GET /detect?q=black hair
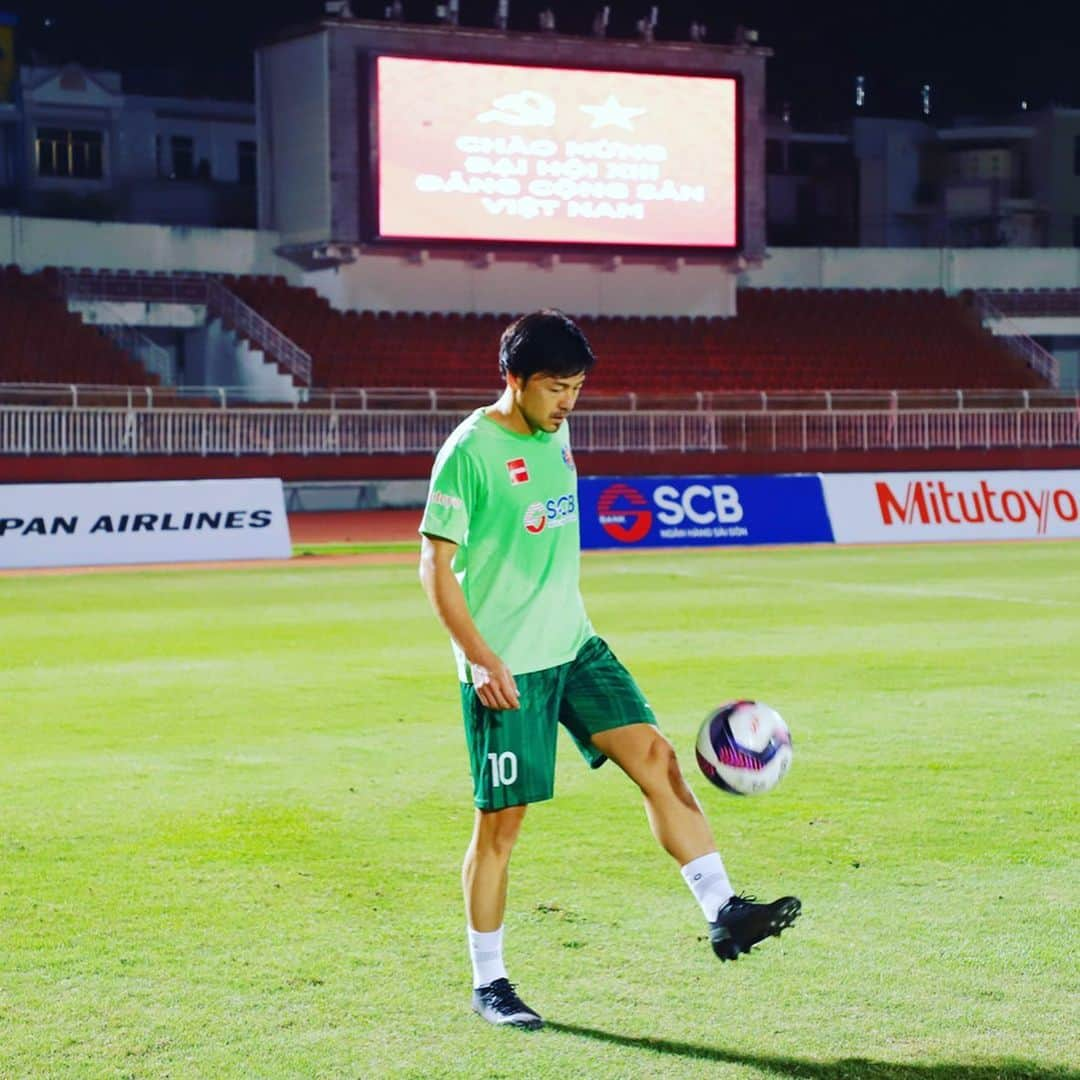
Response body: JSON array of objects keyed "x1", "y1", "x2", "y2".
[{"x1": 498, "y1": 309, "x2": 596, "y2": 382}]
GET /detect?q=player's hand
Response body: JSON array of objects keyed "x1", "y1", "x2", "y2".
[{"x1": 470, "y1": 656, "x2": 520, "y2": 711}]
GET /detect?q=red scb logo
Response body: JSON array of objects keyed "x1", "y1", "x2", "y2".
[
  {"x1": 523, "y1": 494, "x2": 577, "y2": 534},
  {"x1": 597, "y1": 483, "x2": 653, "y2": 543},
  {"x1": 523, "y1": 502, "x2": 547, "y2": 534}
]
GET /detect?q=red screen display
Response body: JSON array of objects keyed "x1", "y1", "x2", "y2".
[{"x1": 375, "y1": 56, "x2": 738, "y2": 249}]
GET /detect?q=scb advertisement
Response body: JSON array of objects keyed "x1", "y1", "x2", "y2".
[{"x1": 578, "y1": 475, "x2": 834, "y2": 549}]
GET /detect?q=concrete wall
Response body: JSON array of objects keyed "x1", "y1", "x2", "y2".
[
  {"x1": 0, "y1": 213, "x2": 294, "y2": 276},
  {"x1": 305, "y1": 251, "x2": 738, "y2": 316},
  {"x1": 284, "y1": 478, "x2": 428, "y2": 511},
  {"x1": 4, "y1": 214, "x2": 1080, "y2": 305},
  {"x1": 854, "y1": 118, "x2": 931, "y2": 247},
  {"x1": 743, "y1": 246, "x2": 1080, "y2": 293},
  {"x1": 1046, "y1": 342, "x2": 1080, "y2": 389},
  {"x1": 256, "y1": 32, "x2": 331, "y2": 242},
  {"x1": 185, "y1": 317, "x2": 298, "y2": 401},
  {"x1": 68, "y1": 300, "x2": 207, "y2": 327},
  {"x1": 1042, "y1": 109, "x2": 1080, "y2": 246}
]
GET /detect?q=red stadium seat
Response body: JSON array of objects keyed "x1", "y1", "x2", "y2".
[{"x1": 0, "y1": 269, "x2": 1045, "y2": 396}]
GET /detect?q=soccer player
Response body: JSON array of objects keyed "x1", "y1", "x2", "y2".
[{"x1": 418, "y1": 310, "x2": 800, "y2": 1030}]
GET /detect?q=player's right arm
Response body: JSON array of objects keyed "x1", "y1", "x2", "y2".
[{"x1": 419, "y1": 534, "x2": 520, "y2": 711}]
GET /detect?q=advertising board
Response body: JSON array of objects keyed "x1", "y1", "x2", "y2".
[
  {"x1": 0, "y1": 479, "x2": 292, "y2": 569},
  {"x1": 578, "y1": 474, "x2": 833, "y2": 549}
]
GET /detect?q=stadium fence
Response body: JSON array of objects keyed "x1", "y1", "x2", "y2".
[
  {"x1": 1, "y1": 384, "x2": 1075, "y2": 413},
  {"x1": 2, "y1": 405, "x2": 1078, "y2": 456}
]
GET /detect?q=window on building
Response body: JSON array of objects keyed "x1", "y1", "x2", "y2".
[
  {"x1": 170, "y1": 135, "x2": 195, "y2": 180},
  {"x1": 237, "y1": 140, "x2": 257, "y2": 186},
  {"x1": 35, "y1": 128, "x2": 104, "y2": 179}
]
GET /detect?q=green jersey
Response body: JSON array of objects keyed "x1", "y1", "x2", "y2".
[{"x1": 420, "y1": 408, "x2": 594, "y2": 681}]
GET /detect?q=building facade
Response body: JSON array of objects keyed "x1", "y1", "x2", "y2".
[
  {"x1": 5, "y1": 63, "x2": 256, "y2": 228},
  {"x1": 766, "y1": 107, "x2": 1080, "y2": 249}
]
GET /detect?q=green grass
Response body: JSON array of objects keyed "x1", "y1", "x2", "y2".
[{"x1": 1, "y1": 543, "x2": 1077, "y2": 1079}]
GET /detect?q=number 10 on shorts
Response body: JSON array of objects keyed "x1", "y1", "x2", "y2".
[{"x1": 488, "y1": 751, "x2": 518, "y2": 787}]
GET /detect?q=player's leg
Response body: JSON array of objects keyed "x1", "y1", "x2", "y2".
[
  {"x1": 561, "y1": 637, "x2": 801, "y2": 961},
  {"x1": 459, "y1": 673, "x2": 559, "y2": 1028},
  {"x1": 590, "y1": 721, "x2": 715, "y2": 864},
  {"x1": 463, "y1": 804, "x2": 543, "y2": 1028},
  {"x1": 463, "y1": 804, "x2": 526, "y2": 934},
  {"x1": 591, "y1": 720, "x2": 800, "y2": 958}
]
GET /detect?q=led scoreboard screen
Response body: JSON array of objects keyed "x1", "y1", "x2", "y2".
[{"x1": 373, "y1": 56, "x2": 739, "y2": 249}]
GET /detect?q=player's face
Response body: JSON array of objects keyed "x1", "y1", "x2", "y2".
[{"x1": 512, "y1": 371, "x2": 586, "y2": 433}]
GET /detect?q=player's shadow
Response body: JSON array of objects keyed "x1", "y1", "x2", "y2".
[{"x1": 543, "y1": 1022, "x2": 1077, "y2": 1080}]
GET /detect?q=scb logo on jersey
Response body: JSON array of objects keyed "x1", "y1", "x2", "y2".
[{"x1": 523, "y1": 494, "x2": 577, "y2": 534}]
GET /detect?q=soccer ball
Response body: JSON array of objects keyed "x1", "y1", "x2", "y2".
[{"x1": 695, "y1": 700, "x2": 793, "y2": 796}]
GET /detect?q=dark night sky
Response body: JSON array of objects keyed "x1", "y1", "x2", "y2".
[{"x1": 4, "y1": 0, "x2": 1079, "y2": 126}]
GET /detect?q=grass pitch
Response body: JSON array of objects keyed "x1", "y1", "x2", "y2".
[{"x1": 1, "y1": 542, "x2": 1077, "y2": 1079}]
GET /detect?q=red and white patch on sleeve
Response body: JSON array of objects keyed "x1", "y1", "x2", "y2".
[{"x1": 506, "y1": 457, "x2": 530, "y2": 485}]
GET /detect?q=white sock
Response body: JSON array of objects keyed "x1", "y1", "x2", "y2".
[
  {"x1": 467, "y1": 926, "x2": 508, "y2": 989},
  {"x1": 681, "y1": 852, "x2": 734, "y2": 922}
]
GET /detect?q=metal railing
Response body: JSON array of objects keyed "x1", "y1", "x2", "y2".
[
  {"x1": 975, "y1": 292, "x2": 1061, "y2": 387},
  {"x1": 2, "y1": 406, "x2": 1078, "y2": 457},
  {"x1": 979, "y1": 289, "x2": 1080, "y2": 318},
  {"x1": 60, "y1": 271, "x2": 209, "y2": 305},
  {"x1": 204, "y1": 279, "x2": 312, "y2": 386},
  {"x1": 57, "y1": 272, "x2": 314, "y2": 386},
  {"x1": 2, "y1": 382, "x2": 1077, "y2": 413},
  {"x1": 73, "y1": 300, "x2": 173, "y2": 384}
]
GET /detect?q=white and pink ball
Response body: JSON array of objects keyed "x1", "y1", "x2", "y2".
[{"x1": 696, "y1": 700, "x2": 793, "y2": 796}]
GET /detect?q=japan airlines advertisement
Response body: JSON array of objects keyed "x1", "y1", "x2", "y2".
[{"x1": 374, "y1": 56, "x2": 739, "y2": 248}]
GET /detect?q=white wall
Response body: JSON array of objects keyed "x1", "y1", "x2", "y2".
[
  {"x1": 256, "y1": 33, "x2": 330, "y2": 241},
  {"x1": 305, "y1": 253, "x2": 738, "y2": 317},
  {"x1": 744, "y1": 247, "x2": 1080, "y2": 293},
  {"x1": 185, "y1": 318, "x2": 297, "y2": 402},
  {"x1": 0, "y1": 214, "x2": 295, "y2": 277},
  {"x1": 5, "y1": 213, "x2": 1080, "y2": 307},
  {"x1": 235, "y1": 335, "x2": 298, "y2": 403},
  {"x1": 948, "y1": 248, "x2": 1080, "y2": 291},
  {"x1": 988, "y1": 317, "x2": 1080, "y2": 337},
  {"x1": 1051, "y1": 347, "x2": 1079, "y2": 389},
  {"x1": 68, "y1": 300, "x2": 207, "y2": 328}
]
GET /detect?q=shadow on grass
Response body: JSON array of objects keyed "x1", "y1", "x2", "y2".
[{"x1": 543, "y1": 1022, "x2": 1077, "y2": 1080}]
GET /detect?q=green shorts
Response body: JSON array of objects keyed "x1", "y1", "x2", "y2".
[{"x1": 460, "y1": 635, "x2": 655, "y2": 811}]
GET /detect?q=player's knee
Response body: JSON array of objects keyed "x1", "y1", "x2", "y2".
[
  {"x1": 475, "y1": 805, "x2": 526, "y2": 858},
  {"x1": 638, "y1": 731, "x2": 681, "y2": 790}
]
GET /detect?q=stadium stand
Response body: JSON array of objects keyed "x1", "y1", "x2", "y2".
[
  {"x1": 224, "y1": 276, "x2": 1045, "y2": 393},
  {"x1": 1, "y1": 267, "x2": 1047, "y2": 396},
  {"x1": 0, "y1": 266, "x2": 154, "y2": 387}
]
